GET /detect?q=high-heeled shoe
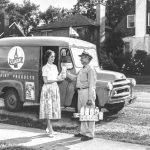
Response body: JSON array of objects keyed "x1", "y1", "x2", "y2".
[
  {"x1": 46, "y1": 128, "x2": 49, "y2": 134},
  {"x1": 46, "y1": 128, "x2": 57, "y2": 135},
  {"x1": 48, "y1": 133, "x2": 54, "y2": 138},
  {"x1": 52, "y1": 131, "x2": 57, "y2": 135}
]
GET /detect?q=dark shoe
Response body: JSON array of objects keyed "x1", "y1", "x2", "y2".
[
  {"x1": 81, "y1": 136, "x2": 93, "y2": 141},
  {"x1": 74, "y1": 133, "x2": 83, "y2": 137}
]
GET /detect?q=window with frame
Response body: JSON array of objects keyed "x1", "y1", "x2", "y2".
[
  {"x1": 41, "y1": 31, "x2": 47, "y2": 36},
  {"x1": 148, "y1": 13, "x2": 150, "y2": 26},
  {"x1": 127, "y1": 15, "x2": 135, "y2": 28}
]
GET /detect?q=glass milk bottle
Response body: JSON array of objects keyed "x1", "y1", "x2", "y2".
[{"x1": 61, "y1": 66, "x2": 67, "y2": 79}]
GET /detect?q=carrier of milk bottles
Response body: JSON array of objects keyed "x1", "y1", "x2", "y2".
[{"x1": 74, "y1": 106, "x2": 103, "y2": 121}]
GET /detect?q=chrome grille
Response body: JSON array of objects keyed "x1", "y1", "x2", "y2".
[{"x1": 111, "y1": 79, "x2": 131, "y2": 100}]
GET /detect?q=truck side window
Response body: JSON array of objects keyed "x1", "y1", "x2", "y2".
[{"x1": 60, "y1": 48, "x2": 73, "y2": 69}]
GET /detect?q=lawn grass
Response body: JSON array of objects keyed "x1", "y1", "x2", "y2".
[
  {"x1": 95, "y1": 131, "x2": 150, "y2": 146},
  {"x1": 0, "y1": 142, "x2": 36, "y2": 150}
]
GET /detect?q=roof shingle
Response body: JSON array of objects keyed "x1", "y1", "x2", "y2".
[{"x1": 37, "y1": 14, "x2": 98, "y2": 30}]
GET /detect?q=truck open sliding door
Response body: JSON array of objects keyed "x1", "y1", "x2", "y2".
[
  {"x1": 38, "y1": 46, "x2": 44, "y2": 103},
  {"x1": 58, "y1": 47, "x2": 75, "y2": 108}
]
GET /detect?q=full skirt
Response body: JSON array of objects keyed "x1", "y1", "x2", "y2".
[{"x1": 39, "y1": 82, "x2": 61, "y2": 119}]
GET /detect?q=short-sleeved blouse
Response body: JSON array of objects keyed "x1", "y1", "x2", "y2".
[{"x1": 42, "y1": 63, "x2": 58, "y2": 80}]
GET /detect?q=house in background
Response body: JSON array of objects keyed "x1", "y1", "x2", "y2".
[
  {"x1": 114, "y1": 0, "x2": 150, "y2": 54},
  {"x1": 0, "y1": 22, "x2": 25, "y2": 38},
  {"x1": 0, "y1": 12, "x2": 25, "y2": 38},
  {"x1": 34, "y1": 14, "x2": 101, "y2": 46},
  {"x1": 34, "y1": 2, "x2": 111, "y2": 51}
]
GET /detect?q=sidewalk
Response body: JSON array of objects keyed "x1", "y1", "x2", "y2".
[{"x1": 0, "y1": 123, "x2": 150, "y2": 150}]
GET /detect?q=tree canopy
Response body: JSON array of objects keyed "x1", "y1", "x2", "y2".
[
  {"x1": 1, "y1": 0, "x2": 40, "y2": 36},
  {"x1": 0, "y1": 0, "x2": 9, "y2": 10},
  {"x1": 72, "y1": 0, "x2": 96, "y2": 20},
  {"x1": 0, "y1": 0, "x2": 135, "y2": 38},
  {"x1": 17, "y1": 0, "x2": 40, "y2": 36},
  {"x1": 106, "y1": 0, "x2": 134, "y2": 29},
  {"x1": 72, "y1": 0, "x2": 134, "y2": 29},
  {"x1": 39, "y1": 6, "x2": 71, "y2": 24},
  {"x1": 0, "y1": 0, "x2": 71, "y2": 36}
]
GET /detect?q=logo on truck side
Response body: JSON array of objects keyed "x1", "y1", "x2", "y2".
[{"x1": 8, "y1": 46, "x2": 25, "y2": 70}]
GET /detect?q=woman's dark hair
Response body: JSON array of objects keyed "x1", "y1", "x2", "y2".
[{"x1": 45, "y1": 50, "x2": 55, "y2": 62}]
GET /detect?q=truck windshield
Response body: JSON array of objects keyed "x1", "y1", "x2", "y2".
[{"x1": 71, "y1": 47, "x2": 99, "y2": 68}]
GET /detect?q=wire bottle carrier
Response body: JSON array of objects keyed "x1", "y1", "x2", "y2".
[{"x1": 73, "y1": 106, "x2": 103, "y2": 121}]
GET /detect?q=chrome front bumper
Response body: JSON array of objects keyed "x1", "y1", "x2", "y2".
[{"x1": 107, "y1": 95, "x2": 137, "y2": 105}]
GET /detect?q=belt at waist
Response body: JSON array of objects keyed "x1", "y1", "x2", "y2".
[{"x1": 76, "y1": 87, "x2": 89, "y2": 90}]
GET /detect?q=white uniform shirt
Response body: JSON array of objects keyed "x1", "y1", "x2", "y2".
[{"x1": 76, "y1": 65, "x2": 97, "y2": 100}]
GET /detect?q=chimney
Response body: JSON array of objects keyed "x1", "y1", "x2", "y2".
[
  {"x1": 96, "y1": 1, "x2": 107, "y2": 49},
  {"x1": 3, "y1": 11, "x2": 9, "y2": 37},
  {"x1": 135, "y1": 0, "x2": 147, "y2": 37},
  {"x1": 0, "y1": 9, "x2": 9, "y2": 37}
]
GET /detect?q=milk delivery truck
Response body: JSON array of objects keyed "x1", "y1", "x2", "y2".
[{"x1": 0, "y1": 36, "x2": 136, "y2": 112}]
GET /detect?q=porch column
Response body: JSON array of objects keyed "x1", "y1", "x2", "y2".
[
  {"x1": 135, "y1": 0, "x2": 147, "y2": 37},
  {"x1": 132, "y1": 0, "x2": 148, "y2": 54}
]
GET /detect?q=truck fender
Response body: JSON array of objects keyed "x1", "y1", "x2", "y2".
[
  {"x1": 96, "y1": 80, "x2": 110, "y2": 107},
  {"x1": 96, "y1": 87, "x2": 110, "y2": 107},
  {"x1": 0, "y1": 80, "x2": 24, "y2": 102}
]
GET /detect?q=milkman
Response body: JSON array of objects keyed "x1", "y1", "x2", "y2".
[{"x1": 66, "y1": 51, "x2": 97, "y2": 141}]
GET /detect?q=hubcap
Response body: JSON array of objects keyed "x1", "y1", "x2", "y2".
[{"x1": 8, "y1": 96, "x2": 16, "y2": 106}]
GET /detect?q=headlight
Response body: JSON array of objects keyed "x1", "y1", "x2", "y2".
[
  {"x1": 107, "y1": 82, "x2": 113, "y2": 91},
  {"x1": 131, "y1": 79, "x2": 136, "y2": 86}
]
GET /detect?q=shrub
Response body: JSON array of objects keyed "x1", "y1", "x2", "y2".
[
  {"x1": 134, "y1": 50, "x2": 147, "y2": 61},
  {"x1": 121, "y1": 57, "x2": 144, "y2": 75},
  {"x1": 104, "y1": 32, "x2": 124, "y2": 57},
  {"x1": 113, "y1": 50, "x2": 147, "y2": 75},
  {"x1": 102, "y1": 58, "x2": 119, "y2": 71},
  {"x1": 114, "y1": 51, "x2": 132, "y2": 70},
  {"x1": 98, "y1": 49, "x2": 119, "y2": 71}
]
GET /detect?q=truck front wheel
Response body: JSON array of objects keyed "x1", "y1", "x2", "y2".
[
  {"x1": 4, "y1": 89, "x2": 23, "y2": 112},
  {"x1": 105, "y1": 102, "x2": 125, "y2": 114}
]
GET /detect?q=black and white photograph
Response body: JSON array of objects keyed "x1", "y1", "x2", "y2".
[{"x1": 0, "y1": 0, "x2": 150, "y2": 150}]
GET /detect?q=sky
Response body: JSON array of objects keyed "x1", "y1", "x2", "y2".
[{"x1": 9, "y1": 0, "x2": 77, "y2": 11}]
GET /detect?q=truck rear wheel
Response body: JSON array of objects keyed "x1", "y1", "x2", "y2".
[{"x1": 4, "y1": 89, "x2": 23, "y2": 112}]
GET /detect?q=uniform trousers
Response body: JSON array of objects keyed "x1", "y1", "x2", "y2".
[{"x1": 78, "y1": 88, "x2": 95, "y2": 138}]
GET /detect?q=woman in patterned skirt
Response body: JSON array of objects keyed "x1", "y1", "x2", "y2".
[{"x1": 39, "y1": 50, "x2": 62, "y2": 137}]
